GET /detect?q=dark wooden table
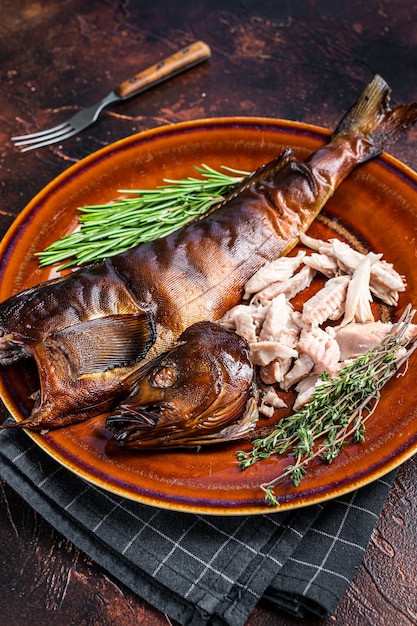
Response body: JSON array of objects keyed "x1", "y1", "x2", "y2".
[{"x1": 1, "y1": 1, "x2": 417, "y2": 624}]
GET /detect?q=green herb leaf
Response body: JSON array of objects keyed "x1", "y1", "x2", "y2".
[{"x1": 36, "y1": 164, "x2": 249, "y2": 270}]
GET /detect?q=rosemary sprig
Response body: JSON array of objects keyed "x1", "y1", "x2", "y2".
[
  {"x1": 237, "y1": 305, "x2": 417, "y2": 506},
  {"x1": 36, "y1": 164, "x2": 249, "y2": 270}
]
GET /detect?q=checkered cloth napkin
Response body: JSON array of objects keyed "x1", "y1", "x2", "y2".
[{"x1": 0, "y1": 423, "x2": 395, "y2": 625}]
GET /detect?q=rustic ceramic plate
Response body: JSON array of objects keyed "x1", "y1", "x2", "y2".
[{"x1": 1, "y1": 118, "x2": 417, "y2": 515}]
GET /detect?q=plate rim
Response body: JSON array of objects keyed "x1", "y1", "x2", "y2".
[{"x1": 1, "y1": 116, "x2": 417, "y2": 515}]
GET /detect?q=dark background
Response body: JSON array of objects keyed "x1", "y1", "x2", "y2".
[{"x1": 1, "y1": 1, "x2": 417, "y2": 624}]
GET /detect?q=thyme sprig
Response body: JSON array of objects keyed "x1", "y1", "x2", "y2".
[
  {"x1": 237, "y1": 305, "x2": 417, "y2": 507},
  {"x1": 37, "y1": 164, "x2": 249, "y2": 270}
]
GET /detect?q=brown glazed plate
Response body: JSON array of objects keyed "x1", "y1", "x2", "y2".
[{"x1": 1, "y1": 117, "x2": 417, "y2": 515}]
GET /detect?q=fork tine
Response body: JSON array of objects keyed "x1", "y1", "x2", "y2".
[
  {"x1": 11, "y1": 121, "x2": 71, "y2": 142},
  {"x1": 13, "y1": 124, "x2": 73, "y2": 147},
  {"x1": 18, "y1": 128, "x2": 79, "y2": 152}
]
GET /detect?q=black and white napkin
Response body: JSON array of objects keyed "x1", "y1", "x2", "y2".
[{"x1": 0, "y1": 423, "x2": 395, "y2": 625}]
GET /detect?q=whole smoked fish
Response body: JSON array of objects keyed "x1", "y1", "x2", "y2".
[{"x1": 1, "y1": 75, "x2": 417, "y2": 435}]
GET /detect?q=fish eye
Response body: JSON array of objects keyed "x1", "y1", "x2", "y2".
[{"x1": 150, "y1": 365, "x2": 178, "y2": 388}]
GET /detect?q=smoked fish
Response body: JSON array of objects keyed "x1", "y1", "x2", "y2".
[{"x1": 1, "y1": 74, "x2": 416, "y2": 432}]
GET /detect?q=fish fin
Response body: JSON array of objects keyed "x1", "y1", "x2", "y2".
[
  {"x1": 223, "y1": 149, "x2": 295, "y2": 200},
  {"x1": 10, "y1": 313, "x2": 156, "y2": 430},
  {"x1": 332, "y1": 74, "x2": 417, "y2": 160},
  {"x1": 198, "y1": 149, "x2": 295, "y2": 218},
  {"x1": 50, "y1": 313, "x2": 156, "y2": 376}
]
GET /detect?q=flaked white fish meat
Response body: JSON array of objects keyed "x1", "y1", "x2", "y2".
[
  {"x1": 252, "y1": 265, "x2": 316, "y2": 305},
  {"x1": 302, "y1": 275, "x2": 350, "y2": 326},
  {"x1": 341, "y1": 255, "x2": 374, "y2": 326},
  {"x1": 280, "y1": 353, "x2": 315, "y2": 392},
  {"x1": 297, "y1": 326, "x2": 341, "y2": 376},
  {"x1": 300, "y1": 233, "x2": 406, "y2": 305},
  {"x1": 259, "y1": 386, "x2": 287, "y2": 417},
  {"x1": 335, "y1": 320, "x2": 417, "y2": 361},
  {"x1": 243, "y1": 251, "x2": 306, "y2": 299},
  {"x1": 302, "y1": 252, "x2": 339, "y2": 277},
  {"x1": 249, "y1": 341, "x2": 298, "y2": 367}
]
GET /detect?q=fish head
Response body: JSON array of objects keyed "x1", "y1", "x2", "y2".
[{"x1": 106, "y1": 321, "x2": 257, "y2": 448}]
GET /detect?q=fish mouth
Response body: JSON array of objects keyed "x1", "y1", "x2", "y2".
[
  {"x1": 106, "y1": 400, "x2": 185, "y2": 447},
  {"x1": 106, "y1": 405, "x2": 160, "y2": 443}
]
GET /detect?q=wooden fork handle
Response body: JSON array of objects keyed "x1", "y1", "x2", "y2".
[{"x1": 115, "y1": 41, "x2": 211, "y2": 100}]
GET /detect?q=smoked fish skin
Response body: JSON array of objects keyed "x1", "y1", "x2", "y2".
[{"x1": 1, "y1": 75, "x2": 417, "y2": 430}]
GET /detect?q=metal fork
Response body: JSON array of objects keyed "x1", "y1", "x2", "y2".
[{"x1": 11, "y1": 41, "x2": 211, "y2": 153}]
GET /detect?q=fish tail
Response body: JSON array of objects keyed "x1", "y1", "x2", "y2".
[{"x1": 332, "y1": 74, "x2": 417, "y2": 161}]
